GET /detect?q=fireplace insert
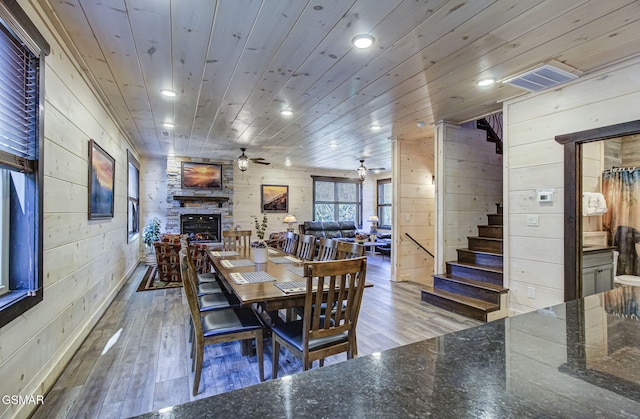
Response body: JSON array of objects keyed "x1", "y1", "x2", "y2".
[{"x1": 181, "y1": 214, "x2": 221, "y2": 243}]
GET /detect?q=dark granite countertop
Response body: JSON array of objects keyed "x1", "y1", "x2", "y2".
[{"x1": 133, "y1": 286, "x2": 640, "y2": 418}]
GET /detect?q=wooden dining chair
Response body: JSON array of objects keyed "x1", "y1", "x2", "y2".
[
  {"x1": 179, "y1": 249, "x2": 264, "y2": 395},
  {"x1": 272, "y1": 257, "x2": 367, "y2": 378},
  {"x1": 296, "y1": 234, "x2": 317, "y2": 261},
  {"x1": 282, "y1": 231, "x2": 299, "y2": 255},
  {"x1": 316, "y1": 238, "x2": 339, "y2": 261},
  {"x1": 222, "y1": 230, "x2": 252, "y2": 250},
  {"x1": 336, "y1": 241, "x2": 365, "y2": 259},
  {"x1": 182, "y1": 247, "x2": 239, "y2": 312}
]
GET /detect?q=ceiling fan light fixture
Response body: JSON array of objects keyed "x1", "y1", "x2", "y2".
[
  {"x1": 476, "y1": 77, "x2": 496, "y2": 87},
  {"x1": 352, "y1": 34, "x2": 375, "y2": 49},
  {"x1": 237, "y1": 147, "x2": 249, "y2": 172},
  {"x1": 356, "y1": 159, "x2": 367, "y2": 181},
  {"x1": 160, "y1": 89, "x2": 177, "y2": 97}
]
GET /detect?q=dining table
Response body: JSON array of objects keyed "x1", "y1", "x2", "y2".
[{"x1": 207, "y1": 247, "x2": 372, "y2": 313}]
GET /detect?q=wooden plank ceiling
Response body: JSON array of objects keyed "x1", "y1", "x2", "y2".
[{"x1": 40, "y1": 0, "x2": 640, "y2": 171}]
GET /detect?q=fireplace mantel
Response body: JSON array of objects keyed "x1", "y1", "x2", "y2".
[{"x1": 173, "y1": 195, "x2": 229, "y2": 207}]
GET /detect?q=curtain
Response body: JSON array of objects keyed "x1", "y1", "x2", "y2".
[{"x1": 603, "y1": 168, "x2": 640, "y2": 276}]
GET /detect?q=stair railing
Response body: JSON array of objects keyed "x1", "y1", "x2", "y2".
[{"x1": 405, "y1": 233, "x2": 434, "y2": 259}]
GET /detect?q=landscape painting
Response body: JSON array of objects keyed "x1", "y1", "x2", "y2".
[
  {"x1": 181, "y1": 162, "x2": 222, "y2": 189},
  {"x1": 88, "y1": 139, "x2": 115, "y2": 219},
  {"x1": 261, "y1": 184, "x2": 288, "y2": 213}
]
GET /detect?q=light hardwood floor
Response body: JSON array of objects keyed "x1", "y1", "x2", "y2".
[{"x1": 32, "y1": 256, "x2": 480, "y2": 418}]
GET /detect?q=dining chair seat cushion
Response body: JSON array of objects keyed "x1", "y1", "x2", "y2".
[
  {"x1": 197, "y1": 272, "x2": 218, "y2": 283},
  {"x1": 198, "y1": 293, "x2": 235, "y2": 311},
  {"x1": 271, "y1": 319, "x2": 347, "y2": 352},
  {"x1": 201, "y1": 308, "x2": 263, "y2": 337},
  {"x1": 197, "y1": 282, "x2": 224, "y2": 295}
]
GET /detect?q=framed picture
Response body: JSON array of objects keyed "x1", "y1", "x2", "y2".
[
  {"x1": 88, "y1": 139, "x2": 115, "y2": 219},
  {"x1": 181, "y1": 162, "x2": 222, "y2": 189},
  {"x1": 261, "y1": 184, "x2": 288, "y2": 213}
]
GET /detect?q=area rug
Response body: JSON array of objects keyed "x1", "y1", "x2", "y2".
[{"x1": 136, "y1": 265, "x2": 183, "y2": 292}]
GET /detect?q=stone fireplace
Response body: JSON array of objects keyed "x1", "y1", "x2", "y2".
[
  {"x1": 164, "y1": 156, "x2": 234, "y2": 238},
  {"x1": 181, "y1": 214, "x2": 221, "y2": 242}
]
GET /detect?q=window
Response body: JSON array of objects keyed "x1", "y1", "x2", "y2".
[
  {"x1": 312, "y1": 176, "x2": 362, "y2": 226},
  {"x1": 0, "y1": 2, "x2": 48, "y2": 328},
  {"x1": 127, "y1": 151, "x2": 140, "y2": 242},
  {"x1": 377, "y1": 178, "x2": 392, "y2": 229}
]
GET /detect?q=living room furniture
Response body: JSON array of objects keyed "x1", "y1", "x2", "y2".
[
  {"x1": 271, "y1": 257, "x2": 367, "y2": 377},
  {"x1": 154, "y1": 241, "x2": 182, "y2": 282},
  {"x1": 300, "y1": 221, "x2": 358, "y2": 240}
]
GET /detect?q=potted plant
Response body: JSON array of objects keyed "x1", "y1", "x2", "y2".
[
  {"x1": 142, "y1": 217, "x2": 161, "y2": 265},
  {"x1": 252, "y1": 214, "x2": 269, "y2": 263}
]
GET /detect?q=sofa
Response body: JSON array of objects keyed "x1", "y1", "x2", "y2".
[{"x1": 299, "y1": 221, "x2": 358, "y2": 240}]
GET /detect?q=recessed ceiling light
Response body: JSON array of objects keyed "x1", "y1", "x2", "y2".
[
  {"x1": 160, "y1": 89, "x2": 177, "y2": 97},
  {"x1": 371, "y1": 124, "x2": 382, "y2": 130},
  {"x1": 280, "y1": 109, "x2": 294, "y2": 116},
  {"x1": 329, "y1": 141, "x2": 338, "y2": 148},
  {"x1": 476, "y1": 77, "x2": 496, "y2": 87},
  {"x1": 163, "y1": 122, "x2": 175, "y2": 128},
  {"x1": 352, "y1": 34, "x2": 375, "y2": 49}
]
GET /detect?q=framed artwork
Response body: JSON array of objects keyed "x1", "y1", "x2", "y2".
[
  {"x1": 88, "y1": 139, "x2": 115, "y2": 219},
  {"x1": 181, "y1": 162, "x2": 222, "y2": 189},
  {"x1": 127, "y1": 150, "x2": 140, "y2": 242},
  {"x1": 261, "y1": 184, "x2": 288, "y2": 213}
]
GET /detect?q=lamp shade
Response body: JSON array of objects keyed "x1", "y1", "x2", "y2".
[
  {"x1": 367, "y1": 215, "x2": 379, "y2": 223},
  {"x1": 283, "y1": 214, "x2": 297, "y2": 223},
  {"x1": 237, "y1": 148, "x2": 249, "y2": 172}
]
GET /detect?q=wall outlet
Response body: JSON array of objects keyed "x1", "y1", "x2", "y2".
[
  {"x1": 527, "y1": 286, "x2": 536, "y2": 299},
  {"x1": 526, "y1": 215, "x2": 539, "y2": 226}
]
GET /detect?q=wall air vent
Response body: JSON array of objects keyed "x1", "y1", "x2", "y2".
[{"x1": 503, "y1": 62, "x2": 580, "y2": 92}]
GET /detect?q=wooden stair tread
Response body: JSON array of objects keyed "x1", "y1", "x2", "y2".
[
  {"x1": 467, "y1": 236, "x2": 502, "y2": 242},
  {"x1": 433, "y1": 273, "x2": 508, "y2": 293},
  {"x1": 422, "y1": 288, "x2": 499, "y2": 312},
  {"x1": 478, "y1": 224, "x2": 503, "y2": 228},
  {"x1": 458, "y1": 248, "x2": 502, "y2": 257},
  {"x1": 446, "y1": 261, "x2": 503, "y2": 274}
]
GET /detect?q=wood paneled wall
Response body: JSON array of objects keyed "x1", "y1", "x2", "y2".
[
  {"x1": 437, "y1": 122, "x2": 502, "y2": 267},
  {"x1": 582, "y1": 141, "x2": 604, "y2": 233},
  {"x1": 394, "y1": 138, "x2": 435, "y2": 285},
  {"x1": 0, "y1": 2, "x2": 141, "y2": 417},
  {"x1": 504, "y1": 56, "x2": 640, "y2": 315},
  {"x1": 621, "y1": 134, "x2": 640, "y2": 167}
]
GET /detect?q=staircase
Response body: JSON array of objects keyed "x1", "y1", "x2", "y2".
[{"x1": 421, "y1": 204, "x2": 508, "y2": 322}]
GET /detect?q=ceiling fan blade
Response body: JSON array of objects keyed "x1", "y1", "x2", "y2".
[
  {"x1": 369, "y1": 167, "x2": 386, "y2": 172},
  {"x1": 254, "y1": 161, "x2": 271, "y2": 165},
  {"x1": 249, "y1": 157, "x2": 265, "y2": 161}
]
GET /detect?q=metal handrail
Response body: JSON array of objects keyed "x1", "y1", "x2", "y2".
[{"x1": 405, "y1": 233, "x2": 434, "y2": 259}]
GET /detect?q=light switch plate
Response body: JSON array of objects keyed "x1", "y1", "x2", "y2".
[{"x1": 527, "y1": 215, "x2": 539, "y2": 226}]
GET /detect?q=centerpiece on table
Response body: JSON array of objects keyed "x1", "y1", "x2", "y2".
[{"x1": 252, "y1": 214, "x2": 269, "y2": 263}]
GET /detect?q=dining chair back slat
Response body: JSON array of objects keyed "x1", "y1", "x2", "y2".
[
  {"x1": 316, "y1": 238, "x2": 338, "y2": 261},
  {"x1": 223, "y1": 230, "x2": 251, "y2": 250},
  {"x1": 296, "y1": 234, "x2": 317, "y2": 261},
  {"x1": 336, "y1": 241, "x2": 365, "y2": 259},
  {"x1": 282, "y1": 232, "x2": 299, "y2": 255}
]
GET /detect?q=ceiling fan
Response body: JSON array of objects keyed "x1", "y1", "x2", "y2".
[
  {"x1": 237, "y1": 147, "x2": 270, "y2": 171},
  {"x1": 356, "y1": 159, "x2": 386, "y2": 180}
]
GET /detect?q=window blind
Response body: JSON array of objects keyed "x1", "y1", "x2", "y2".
[{"x1": 0, "y1": 24, "x2": 37, "y2": 171}]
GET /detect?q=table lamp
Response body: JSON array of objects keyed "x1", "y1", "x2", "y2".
[
  {"x1": 367, "y1": 215, "x2": 379, "y2": 240},
  {"x1": 283, "y1": 214, "x2": 297, "y2": 232}
]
